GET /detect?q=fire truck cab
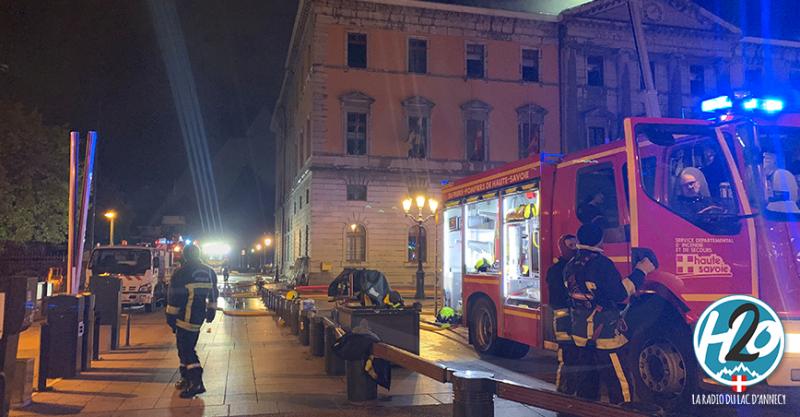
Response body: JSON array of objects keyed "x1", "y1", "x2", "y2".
[{"x1": 441, "y1": 98, "x2": 800, "y2": 404}]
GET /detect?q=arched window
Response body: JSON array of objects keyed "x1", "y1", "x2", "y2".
[
  {"x1": 407, "y1": 225, "x2": 427, "y2": 263},
  {"x1": 346, "y1": 224, "x2": 366, "y2": 262}
]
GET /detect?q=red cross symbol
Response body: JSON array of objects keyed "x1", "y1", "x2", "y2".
[{"x1": 732, "y1": 374, "x2": 747, "y2": 392}]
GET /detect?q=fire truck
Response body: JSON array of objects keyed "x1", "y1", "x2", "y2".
[
  {"x1": 87, "y1": 241, "x2": 178, "y2": 312},
  {"x1": 441, "y1": 94, "x2": 800, "y2": 405}
]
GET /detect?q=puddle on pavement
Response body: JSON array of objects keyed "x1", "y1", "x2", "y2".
[{"x1": 217, "y1": 282, "x2": 264, "y2": 312}]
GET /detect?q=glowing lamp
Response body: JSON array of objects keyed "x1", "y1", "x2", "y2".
[
  {"x1": 402, "y1": 198, "x2": 413, "y2": 213},
  {"x1": 428, "y1": 198, "x2": 439, "y2": 213},
  {"x1": 415, "y1": 195, "x2": 426, "y2": 209}
]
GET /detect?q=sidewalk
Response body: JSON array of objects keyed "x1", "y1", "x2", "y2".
[{"x1": 11, "y1": 289, "x2": 558, "y2": 417}]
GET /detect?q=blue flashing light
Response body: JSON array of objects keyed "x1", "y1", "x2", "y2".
[
  {"x1": 701, "y1": 95, "x2": 733, "y2": 113},
  {"x1": 441, "y1": 179, "x2": 450, "y2": 186},
  {"x1": 742, "y1": 98, "x2": 758, "y2": 110},
  {"x1": 761, "y1": 98, "x2": 784, "y2": 113},
  {"x1": 185, "y1": 239, "x2": 192, "y2": 245}
]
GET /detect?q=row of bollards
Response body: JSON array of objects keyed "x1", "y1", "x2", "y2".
[
  {"x1": 262, "y1": 290, "x2": 367, "y2": 400},
  {"x1": 259, "y1": 288, "x2": 524, "y2": 417}
]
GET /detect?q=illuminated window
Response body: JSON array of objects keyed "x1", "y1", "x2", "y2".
[
  {"x1": 517, "y1": 104, "x2": 547, "y2": 159},
  {"x1": 345, "y1": 224, "x2": 366, "y2": 262},
  {"x1": 462, "y1": 100, "x2": 492, "y2": 162}
]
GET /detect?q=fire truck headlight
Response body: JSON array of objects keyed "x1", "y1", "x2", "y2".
[
  {"x1": 138, "y1": 283, "x2": 152, "y2": 293},
  {"x1": 785, "y1": 333, "x2": 800, "y2": 354}
]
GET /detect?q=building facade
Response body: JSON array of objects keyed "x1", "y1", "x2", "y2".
[
  {"x1": 272, "y1": 0, "x2": 562, "y2": 283},
  {"x1": 272, "y1": 0, "x2": 800, "y2": 284}
]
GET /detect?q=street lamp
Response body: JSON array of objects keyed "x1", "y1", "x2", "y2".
[
  {"x1": 402, "y1": 194, "x2": 438, "y2": 299},
  {"x1": 103, "y1": 210, "x2": 117, "y2": 245}
]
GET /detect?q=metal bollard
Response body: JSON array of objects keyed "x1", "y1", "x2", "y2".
[
  {"x1": 125, "y1": 313, "x2": 132, "y2": 347},
  {"x1": 37, "y1": 324, "x2": 51, "y2": 392},
  {"x1": 309, "y1": 315, "x2": 324, "y2": 357},
  {"x1": 451, "y1": 370, "x2": 495, "y2": 417},
  {"x1": 93, "y1": 312, "x2": 101, "y2": 360},
  {"x1": 110, "y1": 322, "x2": 119, "y2": 350},
  {"x1": 346, "y1": 357, "x2": 377, "y2": 402},
  {"x1": 289, "y1": 301, "x2": 300, "y2": 335},
  {"x1": 298, "y1": 310, "x2": 310, "y2": 346},
  {"x1": 323, "y1": 320, "x2": 345, "y2": 375}
]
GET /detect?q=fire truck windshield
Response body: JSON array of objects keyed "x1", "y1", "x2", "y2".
[
  {"x1": 636, "y1": 123, "x2": 743, "y2": 235},
  {"x1": 90, "y1": 249, "x2": 152, "y2": 274},
  {"x1": 739, "y1": 124, "x2": 800, "y2": 220}
]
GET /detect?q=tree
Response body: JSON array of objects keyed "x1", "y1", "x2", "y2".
[{"x1": 0, "y1": 102, "x2": 69, "y2": 243}]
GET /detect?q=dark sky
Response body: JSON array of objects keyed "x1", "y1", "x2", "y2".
[
  {"x1": 0, "y1": 0, "x2": 296, "y2": 248},
  {"x1": 0, "y1": 0, "x2": 795, "y2": 247}
]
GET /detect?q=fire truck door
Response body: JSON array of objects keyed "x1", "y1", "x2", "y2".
[
  {"x1": 624, "y1": 119, "x2": 757, "y2": 306},
  {"x1": 554, "y1": 154, "x2": 631, "y2": 273}
]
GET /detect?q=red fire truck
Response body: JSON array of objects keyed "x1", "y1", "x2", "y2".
[{"x1": 441, "y1": 95, "x2": 800, "y2": 405}]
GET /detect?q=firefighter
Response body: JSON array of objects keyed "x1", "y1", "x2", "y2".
[
  {"x1": 165, "y1": 244, "x2": 219, "y2": 398},
  {"x1": 545, "y1": 234, "x2": 581, "y2": 395},
  {"x1": 565, "y1": 224, "x2": 656, "y2": 404}
]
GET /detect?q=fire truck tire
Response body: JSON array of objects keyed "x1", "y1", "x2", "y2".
[
  {"x1": 469, "y1": 297, "x2": 501, "y2": 355},
  {"x1": 627, "y1": 321, "x2": 697, "y2": 410}
]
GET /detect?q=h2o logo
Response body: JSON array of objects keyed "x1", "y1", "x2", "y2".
[{"x1": 693, "y1": 295, "x2": 784, "y2": 389}]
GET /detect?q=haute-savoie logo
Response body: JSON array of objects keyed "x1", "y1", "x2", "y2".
[{"x1": 693, "y1": 295, "x2": 784, "y2": 392}]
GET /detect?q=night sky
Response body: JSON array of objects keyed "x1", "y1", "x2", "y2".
[{"x1": 0, "y1": 0, "x2": 795, "y2": 247}]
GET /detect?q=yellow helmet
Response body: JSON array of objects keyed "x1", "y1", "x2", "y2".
[{"x1": 286, "y1": 290, "x2": 299, "y2": 301}]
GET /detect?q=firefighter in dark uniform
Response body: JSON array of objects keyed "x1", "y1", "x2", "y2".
[
  {"x1": 545, "y1": 234, "x2": 582, "y2": 395},
  {"x1": 564, "y1": 224, "x2": 656, "y2": 404},
  {"x1": 165, "y1": 244, "x2": 219, "y2": 398}
]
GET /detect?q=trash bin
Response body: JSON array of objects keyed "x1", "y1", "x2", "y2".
[
  {"x1": 0, "y1": 275, "x2": 38, "y2": 416},
  {"x1": 335, "y1": 304, "x2": 420, "y2": 354},
  {"x1": 80, "y1": 293, "x2": 95, "y2": 371},
  {"x1": 45, "y1": 294, "x2": 85, "y2": 378}
]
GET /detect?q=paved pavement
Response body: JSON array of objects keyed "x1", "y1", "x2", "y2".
[{"x1": 10, "y1": 274, "x2": 553, "y2": 417}]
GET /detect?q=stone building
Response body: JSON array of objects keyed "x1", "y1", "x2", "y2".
[
  {"x1": 271, "y1": 0, "x2": 562, "y2": 283},
  {"x1": 271, "y1": 0, "x2": 800, "y2": 284}
]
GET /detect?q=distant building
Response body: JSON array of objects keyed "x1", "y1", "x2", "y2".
[{"x1": 271, "y1": 0, "x2": 800, "y2": 284}]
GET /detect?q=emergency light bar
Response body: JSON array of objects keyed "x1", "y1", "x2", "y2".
[{"x1": 701, "y1": 94, "x2": 785, "y2": 115}]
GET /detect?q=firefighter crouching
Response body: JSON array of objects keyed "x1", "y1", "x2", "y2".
[
  {"x1": 546, "y1": 234, "x2": 581, "y2": 395},
  {"x1": 165, "y1": 244, "x2": 219, "y2": 398},
  {"x1": 565, "y1": 224, "x2": 656, "y2": 404}
]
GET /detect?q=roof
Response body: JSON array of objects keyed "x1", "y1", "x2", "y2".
[{"x1": 421, "y1": 0, "x2": 593, "y2": 16}]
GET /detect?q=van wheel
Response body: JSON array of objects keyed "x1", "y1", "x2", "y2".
[
  {"x1": 470, "y1": 298, "x2": 500, "y2": 355},
  {"x1": 627, "y1": 323, "x2": 697, "y2": 410}
]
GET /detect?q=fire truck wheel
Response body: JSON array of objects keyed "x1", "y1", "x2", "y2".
[
  {"x1": 627, "y1": 322, "x2": 697, "y2": 409},
  {"x1": 470, "y1": 297, "x2": 500, "y2": 355}
]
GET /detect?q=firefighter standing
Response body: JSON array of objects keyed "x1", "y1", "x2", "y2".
[
  {"x1": 166, "y1": 244, "x2": 219, "y2": 398},
  {"x1": 545, "y1": 234, "x2": 582, "y2": 395},
  {"x1": 565, "y1": 224, "x2": 656, "y2": 404}
]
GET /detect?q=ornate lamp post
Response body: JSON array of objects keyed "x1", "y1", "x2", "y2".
[{"x1": 402, "y1": 194, "x2": 438, "y2": 299}]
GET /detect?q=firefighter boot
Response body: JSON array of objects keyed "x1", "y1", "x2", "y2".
[
  {"x1": 174, "y1": 366, "x2": 189, "y2": 390},
  {"x1": 179, "y1": 367, "x2": 206, "y2": 398}
]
